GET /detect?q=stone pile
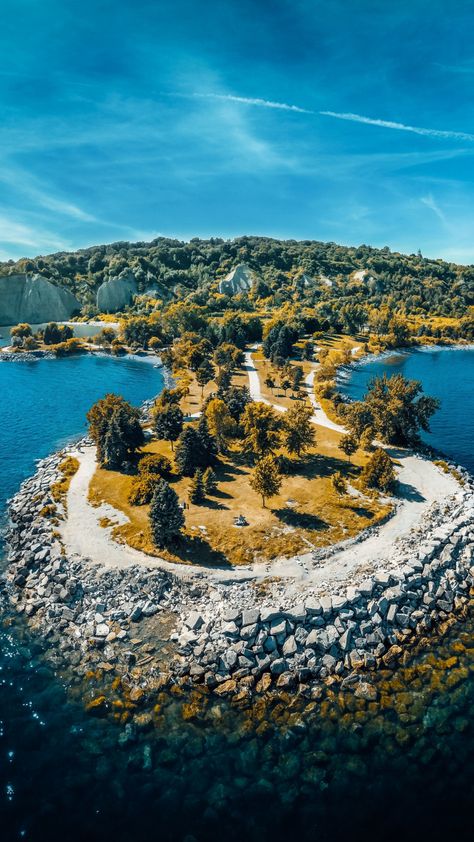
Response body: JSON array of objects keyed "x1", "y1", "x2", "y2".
[
  {"x1": 4, "y1": 448, "x2": 184, "y2": 677},
  {"x1": 4, "y1": 442, "x2": 474, "y2": 699},
  {"x1": 172, "y1": 479, "x2": 474, "y2": 694}
]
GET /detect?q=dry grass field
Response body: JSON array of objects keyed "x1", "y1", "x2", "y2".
[{"x1": 89, "y1": 431, "x2": 391, "y2": 568}]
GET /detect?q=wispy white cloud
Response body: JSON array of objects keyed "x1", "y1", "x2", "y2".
[
  {"x1": 190, "y1": 93, "x2": 474, "y2": 144},
  {"x1": 0, "y1": 215, "x2": 70, "y2": 252},
  {"x1": 319, "y1": 111, "x2": 474, "y2": 142},
  {"x1": 191, "y1": 92, "x2": 313, "y2": 114},
  {"x1": 420, "y1": 194, "x2": 446, "y2": 223}
]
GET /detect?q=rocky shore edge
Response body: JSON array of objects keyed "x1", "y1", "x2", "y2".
[{"x1": 2, "y1": 435, "x2": 474, "y2": 707}]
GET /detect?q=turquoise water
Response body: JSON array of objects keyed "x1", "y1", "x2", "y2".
[
  {"x1": 0, "y1": 351, "x2": 473, "y2": 842},
  {"x1": 341, "y1": 347, "x2": 474, "y2": 472}
]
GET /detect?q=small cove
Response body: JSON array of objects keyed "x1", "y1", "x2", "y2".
[{"x1": 340, "y1": 346, "x2": 474, "y2": 473}]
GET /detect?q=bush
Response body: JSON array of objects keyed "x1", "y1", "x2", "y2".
[
  {"x1": 129, "y1": 474, "x2": 160, "y2": 505},
  {"x1": 360, "y1": 448, "x2": 396, "y2": 492},
  {"x1": 138, "y1": 453, "x2": 172, "y2": 477}
]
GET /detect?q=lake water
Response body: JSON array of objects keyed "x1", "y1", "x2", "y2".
[
  {"x1": 0, "y1": 351, "x2": 473, "y2": 842},
  {"x1": 340, "y1": 346, "x2": 474, "y2": 473}
]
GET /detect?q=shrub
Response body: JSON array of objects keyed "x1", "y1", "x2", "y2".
[
  {"x1": 138, "y1": 453, "x2": 172, "y2": 478},
  {"x1": 129, "y1": 474, "x2": 160, "y2": 505},
  {"x1": 360, "y1": 448, "x2": 396, "y2": 492}
]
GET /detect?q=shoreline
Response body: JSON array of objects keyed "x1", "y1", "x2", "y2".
[
  {"x1": 1, "y1": 340, "x2": 473, "y2": 709},
  {"x1": 3, "y1": 442, "x2": 473, "y2": 701}
]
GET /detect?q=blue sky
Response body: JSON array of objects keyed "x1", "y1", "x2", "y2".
[{"x1": 2, "y1": 0, "x2": 474, "y2": 262}]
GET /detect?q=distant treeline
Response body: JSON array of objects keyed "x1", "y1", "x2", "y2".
[{"x1": 1, "y1": 235, "x2": 473, "y2": 328}]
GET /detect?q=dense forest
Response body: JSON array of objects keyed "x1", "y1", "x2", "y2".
[{"x1": 1, "y1": 236, "x2": 473, "y2": 328}]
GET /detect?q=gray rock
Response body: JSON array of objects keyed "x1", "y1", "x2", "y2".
[
  {"x1": 185, "y1": 611, "x2": 204, "y2": 631},
  {"x1": 282, "y1": 635, "x2": 297, "y2": 656},
  {"x1": 242, "y1": 608, "x2": 260, "y2": 626}
]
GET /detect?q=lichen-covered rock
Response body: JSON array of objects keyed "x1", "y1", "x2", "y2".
[
  {"x1": 96, "y1": 271, "x2": 137, "y2": 313},
  {"x1": 0, "y1": 273, "x2": 81, "y2": 325}
]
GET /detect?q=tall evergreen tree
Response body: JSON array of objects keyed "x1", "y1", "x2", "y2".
[
  {"x1": 87, "y1": 394, "x2": 144, "y2": 467},
  {"x1": 203, "y1": 466, "x2": 218, "y2": 494},
  {"x1": 102, "y1": 408, "x2": 129, "y2": 468},
  {"x1": 149, "y1": 480, "x2": 185, "y2": 548},
  {"x1": 175, "y1": 427, "x2": 200, "y2": 476},
  {"x1": 197, "y1": 414, "x2": 218, "y2": 465},
  {"x1": 189, "y1": 468, "x2": 205, "y2": 504},
  {"x1": 153, "y1": 404, "x2": 183, "y2": 450}
]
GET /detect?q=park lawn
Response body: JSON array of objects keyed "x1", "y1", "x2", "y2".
[{"x1": 88, "y1": 433, "x2": 391, "y2": 568}]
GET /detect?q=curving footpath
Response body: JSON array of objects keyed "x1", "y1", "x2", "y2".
[{"x1": 60, "y1": 350, "x2": 461, "y2": 592}]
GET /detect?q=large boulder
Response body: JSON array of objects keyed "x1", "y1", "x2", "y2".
[
  {"x1": 96, "y1": 271, "x2": 137, "y2": 313},
  {"x1": 0, "y1": 273, "x2": 81, "y2": 326},
  {"x1": 218, "y1": 264, "x2": 255, "y2": 295}
]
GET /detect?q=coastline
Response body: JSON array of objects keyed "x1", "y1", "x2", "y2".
[
  {"x1": 3, "y1": 434, "x2": 473, "y2": 705},
  {"x1": 1, "y1": 341, "x2": 473, "y2": 711}
]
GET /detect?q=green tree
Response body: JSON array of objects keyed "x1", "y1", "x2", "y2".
[
  {"x1": 196, "y1": 359, "x2": 215, "y2": 397},
  {"x1": 264, "y1": 376, "x2": 276, "y2": 394},
  {"x1": 249, "y1": 456, "x2": 282, "y2": 507},
  {"x1": 203, "y1": 466, "x2": 218, "y2": 494},
  {"x1": 241, "y1": 402, "x2": 281, "y2": 458},
  {"x1": 197, "y1": 413, "x2": 218, "y2": 465},
  {"x1": 10, "y1": 323, "x2": 32, "y2": 338},
  {"x1": 291, "y1": 365, "x2": 304, "y2": 393},
  {"x1": 102, "y1": 408, "x2": 129, "y2": 468},
  {"x1": 359, "y1": 427, "x2": 375, "y2": 453},
  {"x1": 175, "y1": 427, "x2": 200, "y2": 476},
  {"x1": 283, "y1": 403, "x2": 315, "y2": 457},
  {"x1": 205, "y1": 398, "x2": 234, "y2": 452},
  {"x1": 331, "y1": 471, "x2": 347, "y2": 495},
  {"x1": 153, "y1": 404, "x2": 183, "y2": 450},
  {"x1": 363, "y1": 374, "x2": 440, "y2": 445},
  {"x1": 138, "y1": 453, "x2": 172, "y2": 477},
  {"x1": 189, "y1": 468, "x2": 205, "y2": 504},
  {"x1": 149, "y1": 480, "x2": 185, "y2": 547},
  {"x1": 87, "y1": 394, "x2": 144, "y2": 466},
  {"x1": 360, "y1": 448, "x2": 396, "y2": 492},
  {"x1": 339, "y1": 432, "x2": 358, "y2": 463},
  {"x1": 43, "y1": 322, "x2": 73, "y2": 345},
  {"x1": 280, "y1": 378, "x2": 292, "y2": 396}
]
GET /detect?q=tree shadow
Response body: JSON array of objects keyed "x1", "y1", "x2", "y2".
[
  {"x1": 273, "y1": 508, "x2": 329, "y2": 532},
  {"x1": 211, "y1": 488, "x2": 233, "y2": 500},
  {"x1": 170, "y1": 534, "x2": 232, "y2": 568},
  {"x1": 299, "y1": 453, "x2": 357, "y2": 480},
  {"x1": 194, "y1": 498, "x2": 229, "y2": 511},
  {"x1": 396, "y1": 480, "x2": 425, "y2": 503}
]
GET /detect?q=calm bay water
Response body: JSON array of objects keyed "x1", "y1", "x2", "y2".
[
  {"x1": 341, "y1": 346, "x2": 474, "y2": 472},
  {"x1": 0, "y1": 351, "x2": 473, "y2": 842}
]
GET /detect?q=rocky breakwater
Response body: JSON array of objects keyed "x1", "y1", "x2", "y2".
[
  {"x1": 3, "y1": 446, "x2": 186, "y2": 686},
  {"x1": 173, "y1": 472, "x2": 474, "y2": 698},
  {"x1": 3, "y1": 443, "x2": 474, "y2": 708}
]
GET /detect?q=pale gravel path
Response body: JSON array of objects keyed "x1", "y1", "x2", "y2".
[{"x1": 61, "y1": 352, "x2": 461, "y2": 589}]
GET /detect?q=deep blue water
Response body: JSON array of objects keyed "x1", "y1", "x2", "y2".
[
  {"x1": 0, "y1": 354, "x2": 163, "y2": 510},
  {"x1": 341, "y1": 347, "x2": 474, "y2": 473}
]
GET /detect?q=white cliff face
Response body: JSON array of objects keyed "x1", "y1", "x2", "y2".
[
  {"x1": 96, "y1": 271, "x2": 138, "y2": 313},
  {"x1": 218, "y1": 264, "x2": 255, "y2": 295},
  {"x1": 0, "y1": 274, "x2": 81, "y2": 326}
]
